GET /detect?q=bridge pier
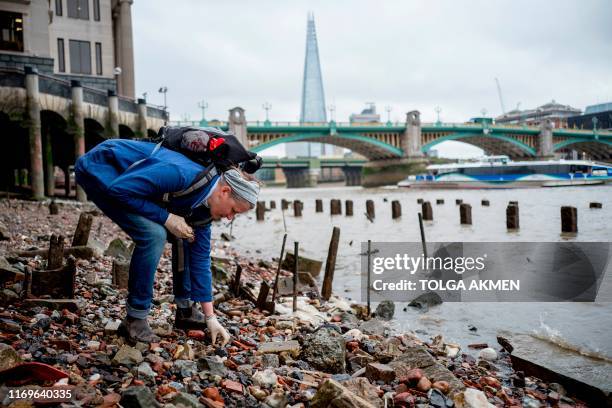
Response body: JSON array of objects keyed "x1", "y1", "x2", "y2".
[
  {"x1": 538, "y1": 119, "x2": 554, "y2": 158},
  {"x1": 283, "y1": 168, "x2": 319, "y2": 188},
  {"x1": 342, "y1": 167, "x2": 362, "y2": 186},
  {"x1": 362, "y1": 158, "x2": 427, "y2": 187},
  {"x1": 25, "y1": 66, "x2": 45, "y2": 200},
  {"x1": 71, "y1": 81, "x2": 86, "y2": 201},
  {"x1": 137, "y1": 98, "x2": 148, "y2": 139},
  {"x1": 107, "y1": 90, "x2": 119, "y2": 138},
  {"x1": 229, "y1": 107, "x2": 248, "y2": 148},
  {"x1": 43, "y1": 123, "x2": 54, "y2": 197},
  {"x1": 403, "y1": 110, "x2": 424, "y2": 158}
]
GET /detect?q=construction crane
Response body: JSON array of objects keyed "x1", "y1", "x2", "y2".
[{"x1": 495, "y1": 78, "x2": 506, "y2": 114}]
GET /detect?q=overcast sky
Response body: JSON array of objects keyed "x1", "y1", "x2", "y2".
[{"x1": 132, "y1": 0, "x2": 611, "y2": 157}]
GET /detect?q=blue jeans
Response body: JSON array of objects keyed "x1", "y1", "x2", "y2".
[{"x1": 77, "y1": 174, "x2": 192, "y2": 319}]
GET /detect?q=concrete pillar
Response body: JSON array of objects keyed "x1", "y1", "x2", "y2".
[
  {"x1": 403, "y1": 110, "x2": 423, "y2": 158},
  {"x1": 25, "y1": 66, "x2": 44, "y2": 200},
  {"x1": 228, "y1": 107, "x2": 248, "y2": 148},
  {"x1": 107, "y1": 90, "x2": 119, "y2": 138},
  {"x1": 118, "y1": 0, "x2": 135, "y2": 98},
  {"x1": 43, "y1": 123, "x2": 54, "y2": 197},
  {"x1": 342, "y1": 167, "x2": 362, "y2": 186},
  {"x1": 538, "y1": 119, "x2": 554, "y2": 158},
  {"x1": 71, "y1": 81, "x2": 87, "y2": 201},
  {"x1": 137, "y1": 98, "x2": 147, "y2": 138}
]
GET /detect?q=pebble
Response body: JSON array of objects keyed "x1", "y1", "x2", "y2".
[{"x1": 478, "y1": 347, "x2": 498, "y2": 361}]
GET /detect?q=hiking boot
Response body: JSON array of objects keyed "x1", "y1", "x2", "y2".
[
  {"x1": 118, "y1": 316, "x2": 160, "y2": 344},
  {"x1": 175, "y1": 303, "x2": 207, "y2": 330}
]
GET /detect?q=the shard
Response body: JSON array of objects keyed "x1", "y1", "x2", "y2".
[{"x1": 287, "y1": 12, "x2": 327, "y2": 158}]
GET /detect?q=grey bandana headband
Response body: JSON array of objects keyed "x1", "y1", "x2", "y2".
[{"x1": 222, "y1": 169, "x2": 260, "y2": 207}]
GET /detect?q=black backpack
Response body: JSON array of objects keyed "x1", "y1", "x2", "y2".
[{"x1": 152, "y1": 126, "x2": 263, "y2": 205}]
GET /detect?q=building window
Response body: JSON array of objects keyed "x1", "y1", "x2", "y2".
[
  {"x1": 67, "y1": 0, "x2": 89, "y2": 20},
  {"x1": 95, "y1": 42, "x2": 102, "y2": 75},
  {"x1": 69, "y1": 40, "x2": 91, "y2": 74},
  {"x1": 57, "y1": 38, "x2": 65, "y2": 72},
  {"x1": 0, "y1": 11, "x2": 24, "y2": 52},
  {"x1": 93, "y1": 0, "x2": 100, "y2": 21},
  {"x1": 55, "y1": 0, "x2": 63, "y2": 17}
]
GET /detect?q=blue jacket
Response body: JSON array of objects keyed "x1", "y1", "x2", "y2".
[{"x1": 75, "y1": 139, "x2": 219, "y2": 302}]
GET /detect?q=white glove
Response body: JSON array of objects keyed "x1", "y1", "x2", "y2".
[
  {"x1": 206, "y1": 315, "x2": 231, "y2": 346},
  {"x1": 164, "y1": 214, "x2": 194, "y2": 242}
]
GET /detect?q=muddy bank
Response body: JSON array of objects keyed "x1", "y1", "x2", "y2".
[{"x1": 0, "y1": 199, "x2": 598, "y2": 407}]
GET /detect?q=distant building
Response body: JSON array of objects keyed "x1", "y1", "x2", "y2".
[
  {"x1": 350, "y1": 103, "x2": 381, "y2": 123},
  {"x1": 495, "y1": 100, "x2": 581, "y2": 128},
  {"x1": 567, "y1": 102, "x2": 612, "y2": 131},
  {"x1": 0, "y1": 0, "x2": 136, "y2": 97}
]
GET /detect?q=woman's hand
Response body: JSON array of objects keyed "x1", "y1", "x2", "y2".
[
  {"x1": 164, "y1": 214, "x2": 194, "y2": 242},
  {"x1": 206, "y1": 315, "x2": 231, "y2": 346}
]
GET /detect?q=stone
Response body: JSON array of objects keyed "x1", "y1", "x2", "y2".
[
  {"x1": 343, "y1": 378, "x2": 384, "y2": 407},
  {"x1": 252, "y1": 369, "x2": 278, "y2": 388},
  {"x1": 445, "y1": 343, "x2": 461, "y2": 358},
  {"x1": 408, "y1": 292, "x2": 443, "y2": 311},
  {"x1": 375, "y1": 300, "x2": 394, "y2": 320},
  {"x1": 172, "y1": 392, "x2": 202, "y2": 408},
  {"x1": 398, "y1": 368, "x2": 423, "y2": 385},
  {"x1": 390, "y1": 346, "x2": 464, "y2": 396},
  {"x1": 264, "y1": 389, "x2": 288, "y2": 408},
  {"x1": 394, "y1": 392, "x2": 415, "y2": 406},
  {"x1": 248, "y1": 385, "x2": 267, "y2": 401},
  {"x1": 301, "y1": 327, "x2": 346, "y2": 374},
  {"x1": 453, "y1": 388, "x2": 495, "y2": 408},
  {"x1": 478, "y1": 348, "x2": 498, "y2": 361},
  {"x1": 358, "y1": 318, "x2": 387, "y2": 336},
  {"x1": 0, "y1": 222, "x2": 9, "y2": 240},
  {"x1": 0, "y1": 289, "x2": 19, "y2": 305},
  {"x1": 23, "y1": 298, "x2": 81, "y2": 312},
  {"x1": 344, "y1": 328, "x2": 366, "y2": 342},
  {"x1": 105, "y1": 238, "x2": 132, "y2": 260},
  {"x1": 311, "y1": 379, "x2": 377, "y2": 408},
  {"x1": 258, "y1": 340, "x2": 301, "y2": 355},
  {"x1": 187, "y1": 330, "x2": 205, "y2": 340},
  {"x1": 104, "y1": 319, "x2": 122, "y2": 334},
  {"x1": 0, "y1": 343, "x2": 22, "y2": 371},
  {"x1": 416, "y1": 376, "x2": 432, "y2": 392},
  {"x1": 136, "y1": 362, "x2": 157, "y2": 382},
  {"x1": 199, "y1": 356, "x2": 227, "y2": 376},
  {"x1": 222, "y1": 379, "x2": 243, "y2": 394},
  {"x1": 202, "y1": 387, "x2": 223, "y2": 403},
  {"x1": 120, "y1": 386, "x2": 161, "y2": 408},
  {"x1": 432, "y1": 380, "x2": 450, "y2": 394},
  {"x1": 173, "y1": 343, "x2": 194, "y2": 360},
  {"x1": 112, "y1": 345, "x2": 143, "y2": 366},
  {"x1": 174, "y1": 360, "x2": 198, "y2": 378},
  {"x1": 365, "y1": 363, "x2": 395, "y2": 383},
  {"x1": 261, "y1": 353, "x2": 280, "y2": 369}
]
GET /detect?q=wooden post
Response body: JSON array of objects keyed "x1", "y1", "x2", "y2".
[
  {"x1": 315, "y1": 199, "x2": 323, "y2": 213},
  {"x1": 293, "y1": 199, "x2": 302, "y2": 217},
  {"x1": 418, "y1": 213, "x2": 428, "y2": 259},
  {"x1": 417, "y1": 198, "x2": 423, "y2": 204},
  {"x1": 561, "y1": 206, "x2": 577, "y2": 233},
  {"x1": 481, "y1": 199, "x2": 490, "y2": 206},
  {"x1": 506, "y1": 203, "x2": 519, "y2": 229},
  {"x1": 256, "y1": 281, "x2": 271, "y2": 311},
  {"x1": 72, "y1": 212, "x2": 93, "y2": 246},
  {"x1": 256, "y1": 201, "x2": 266, "y2": 221},
  {"x1": 345, "y1": 200, "x2": 353, "y2": 216},
  {"x1": 281, "y1": 199, "x2": 289, "y2": 210},
  {"x1": 460, "y1": 203, "x2": 472, "y2": 225},
  {"x1": 271, "y1": 233, "x2": 288, "y2": 307},
  {"x1": 63, "y1": 166, "x2": 71, "y2": 197},
  {"x1": 31, "y1": 256, "x2": 76, "y2": 298},
  {"x1": 112, "y1": 258, "x2": 129, "y2": 289},
  {"x1": 330, "y1": 199, "x2": 342, "y2": 215},
  {"x1": 49, "y1": 200, "x2": 59, "y2": 215},
  {"x1": 456, "y1": 199, "x2": 463, "y2": 205},
  {"x1": 293, "y1": 241, "x2": 299, "y2": 312},
  {"x1": 436, "y1": 199, "x2": 444, "y2": 205},
  {"x1": 321, "y1": 227, "x2": 340, "y2": 301},
  {"x1": 233, "y1": 263, "x2": 243, "y2": 297},
  {"x1": 269, "y1": 200, "x2": 276, "y2": 209},
  {"x1": 47, "y1": 234, "x2": 65, "y2": 270},
  {"x1": 509, "y1": 201, "x2": 518, "y2": 206},
  {"x1": 589, "y1": 202, "x2": 602, "y2": 209},
  {"x1": 391, "y1": 200, "x2": 401, "y2": 219},
  {"x1": 422, "y1": 201, "x2": 433, "y2": 221},
  {"x1": 366, "y1": 200, "x2": 375, "y2": 219}
]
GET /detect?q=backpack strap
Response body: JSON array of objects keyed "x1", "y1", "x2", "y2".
[{"x1": 161, "y1": 164, "x2": 218, "y2": 204}]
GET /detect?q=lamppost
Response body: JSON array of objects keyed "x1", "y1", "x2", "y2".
[
  {"x1": 327, "y1": 104, "x2": 336, "y2": 122},
  {"x1": 113, "y1": 66, "x2": 122, "y2": 94},
  {"x1": 434, "y1": 106, "x2": 442, "y2": 125},
  {"x1": 198, "y1": 100, "x2": 208, "y2": 126},
  {"x1": 385, "y1": 105, "x2": 392, "y2": 126},
  {"x1": 262, "y1": 102, "x2": 271, "y2": 125},
  {"x1": 142, "y1": 92, "x2": 147, "y2": 101},
  {"x1": 158, "y1": 86, "x2": 168, "y2": 124}
]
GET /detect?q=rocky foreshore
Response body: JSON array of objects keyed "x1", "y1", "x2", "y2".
[{"x1": 0, "y1": 199, "x2": 593, "y2": 407}]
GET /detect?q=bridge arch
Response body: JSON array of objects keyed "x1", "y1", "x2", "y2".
[
  {"x1": 85, "y1": 118, "x2": 105, "y2": 151},
  {"x1": 421, "y1": 132, "x2": 536, "y2": 158},
  {"x1": 553, "y1": 138, "x2": 612, "y2": 160},
  {"x1": 119, "y1": 124, "x2": 135, "y2": 139},
  {"x1": 251, "y1": 132, "x2": 402, "y2": 160}
]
